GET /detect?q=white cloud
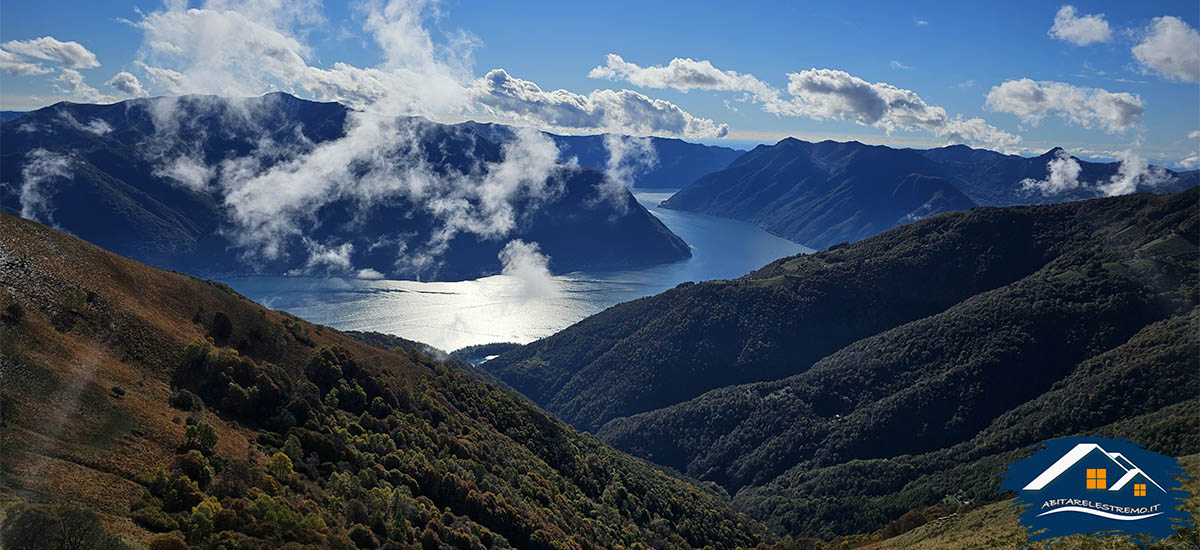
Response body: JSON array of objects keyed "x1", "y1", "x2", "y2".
[
  {"x1": 1021, "y1": 149, "x2": 1083, "y2": 194},
  {"x1": 498, "y1": 239, "x2": 558, "y2": 300},
  {"x1": 1179, "y1": 154, "x2": 1200, "y2": 170},
  {"x1": 598, "y1": 134, "x2": 657, "y2": 211},
  {"x1": 473, "y1": 68, "x2": 728, "y2": 138},
  {"x1": 0, "y1": 48, "x2": 51, "y2": 76},
  {"x1": 915, "y1": 18, "x2": 929, "y2": 26},
  {"x1": 1132, "y1": 16, "x2": 1200, "y2": 83},
  {"x1": 154, "y1": 153, "x2": 216, "y2": 192},
  {"x1": 1, "y1": 36, "x2": 100, "y2": 69},
  {"x1": 54, "y1": 69, "x2": 118, "y2": 103},
  {"x1": 781, "y1": 68, "x2": 1021, "y2": 149},
  {"x1": 588, "y1": 54, "x2": 778, "y2": 104},
  {"x1": 19, "y1": 149, "x2": 73, "y2": 224},
  {"x1": 121, "y1": 0, "x2": 727, "y2": 273},
  {"x1": 1098, "y1": 150, "x2": 1173, "y2": 196},
  {"x1": 1022, "y1": 148, "x2": 1175, "y2": 196},
  {"x1": 985, "y1": 79, "x2": 1142, "y2": 133},
  {"x1": 84, "y1": 119, "x2": 112, "y2": 135},
  {"x1": 55, "y1": 111, "x2": 112, "y2": 135},
  {"x1": 287, "y1": 238, "x2": 354, "y2": 275},
  {"x1": 131, "y1": 2, "x2": 717, "y2": 139},
  {"x1": 590, "y1": 55, "x2": 1019, "y2": 150},
  {"x1": 355, "y1": 268, "x2": 385, "y2": 280},
  {"x1": 889, "y1": 60, "x2": 911, "y2": 70},
  {"x1": 106, "y1": 71, "x2": 149, "y2": 97},
  {"x1": 1189, "y1": 130, "x2": 1200, "y2": 139},
  {"x1": 1048, "y1": 5, "x2": 1112, "y2": 46}
]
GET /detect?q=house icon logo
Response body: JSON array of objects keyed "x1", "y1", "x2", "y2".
[{"x1": 1001, "y1": 437, "x2": 1192, "y2": 543}]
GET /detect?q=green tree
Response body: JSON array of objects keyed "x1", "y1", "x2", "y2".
[
  {"x1": 185, "y1": 421, "x2": 218, "y2": 454},
  {"x1": 268, "y1": 451, "x2": 294, "y2": 481}
]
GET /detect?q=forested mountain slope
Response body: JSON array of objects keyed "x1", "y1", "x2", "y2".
[
  {"x1": 0, "y1": 94, "x2": 691, "y2": 281},
  {"x1": 660, "y1": 138, "x2": 1195, "y2": 249},
  {"x1": 0, "y1": 213, "x2": 768, "y2": 549},
  {"x1": 487, "y1": 188, "x2": 1199, "y2": 537}
]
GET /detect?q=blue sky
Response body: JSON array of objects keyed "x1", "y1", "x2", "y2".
[{"x1": 1, "y1": 0, "x2": 1197, "y2": 166}]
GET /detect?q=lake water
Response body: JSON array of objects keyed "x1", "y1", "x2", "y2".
[{"x1": 222, "y1": 191, "x2": 809, "y2": 352}]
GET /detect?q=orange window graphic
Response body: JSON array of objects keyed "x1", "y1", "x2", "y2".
[
  {"x1": 1086, "y1": 468, "x2": 1106, "y2": 489},
  {"x1": 1134, "y1": 484, "x2": 1146, "y2": 496}
]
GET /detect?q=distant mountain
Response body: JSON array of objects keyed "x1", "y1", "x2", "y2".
[
  {"x1": 660, "y1": 138, "x2": 978, "y2": 249},
  {"x1": 921, "y1": 145, "x2": 1196, "y2": 207},
  {"x1": 486, "y1": 188, "x2": 1199, "y2": 537},
  {"x1": 0, "y1": 111, "x2": 26, "y2": 123},
  {"x1": 662, "y1": 138, "x2": 1195, "y2": 249},
  {"x1": 0, "y1": 212, "x2": 770, "y2": 549},
  {"x1": 0, "y1": 93, "x2": 690, "y2": 281},
  {"x1": 457, "y1": 121, "x2": 744, "y2": 189}
]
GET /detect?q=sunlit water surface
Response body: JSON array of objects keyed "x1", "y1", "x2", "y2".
[{"x1": 222, "y1": 192, "x2": 810, "y2": 351}]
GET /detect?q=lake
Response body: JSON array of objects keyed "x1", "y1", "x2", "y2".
[{"x1": 222, "y1": 191, "x2": 810, "y2": 352}]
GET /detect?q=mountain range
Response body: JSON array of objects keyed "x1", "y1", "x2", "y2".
[
  {"x1": 455, "y1": 121, "x2": 744, "y2": 189},
  {"x1": 661, "y1": 137, "x2": 1197, "y2": 249},
  {"x1": 484, "y1": 187, "x2": 1199, "y2": 537},
  {"x1": 0, "y1": 212, "x2": 773, "y2": 549},
  {"x1": 0, "y1": 93, "x2": 725, "y2": 281}
]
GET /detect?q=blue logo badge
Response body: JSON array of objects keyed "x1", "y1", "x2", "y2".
[{"x1": 1001, "y1": 437, "x2": 1192, "y2": 543}]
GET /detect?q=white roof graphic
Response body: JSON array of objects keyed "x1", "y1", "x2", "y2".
[{"x1": 1022, "y1": 443, "x2": 1166, "y2": 493}]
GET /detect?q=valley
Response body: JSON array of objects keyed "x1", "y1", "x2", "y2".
[{"x1": 220, "y1": 192, "x2": 808, "y2": 351}]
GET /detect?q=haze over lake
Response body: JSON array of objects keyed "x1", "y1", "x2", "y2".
[{"x1": 223, "y1": 192, "x2": 809, "y2": 351}]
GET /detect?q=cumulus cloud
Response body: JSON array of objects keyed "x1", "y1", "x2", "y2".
[
  {"x1": 355, "y1": 268, "x2": 385, "y2": 280},
  {"x1": 131, "y1": 1, "x2": 716, "y2": 139},
  {"x1": 498, "y1": 239, "x2": 558, "y2": 300},
  {"x1": 590, "y1": 55, "x2": 1019, "y2": 150},
  {"x1": 287, "y1": 238, "x2": 354, "y2": 275},
  {"x1": 598, "y1": 134, "x2": 657, "y2": 212},
  {"x1": 781, "y1": 68, "x2": 1021, "y2": 149},
  {"x1": 0, "y1": 48, "x2": 51, "y2": 76},
  {"x1": 1, "y1": 36, "x2": 99, "y2": 68},
  {"x1": 1177, "y1": 154, "x2": 1199, "y2": 170},
  {"x1": 1097, "y1": 150, "x2": 1173, "y2": 196},
  {"x1": 1048, "y1": 5, "x2": 1112, "y2": 46},
  {"x1": 55, "y1": 69, "x2": 118, "y2": 103},
  {"x1": 19, "y1": 149, "x2": 73, "y2": 224},
  {"x1": 474, "y1": 69, "x2": 728, "y2": 139},
  {"x1": 1021, "y1": 149, "x2": 1083, "y2": 194},
  {"x1": 588, "y1": 54, "x2": 777, "y2": 104},
  {"x1": 986, "y1": 79, "x2": 1142, "y2": 133},
  {"x1": 106, "y1": 71, "x2": 148, "y2": 97},
  {"x1": 1022, "y1": 148, "x2": 1175, "y2": 196},
  {"x1": 1132, "y1": 16, "x2": 1200, "y2": 83}
]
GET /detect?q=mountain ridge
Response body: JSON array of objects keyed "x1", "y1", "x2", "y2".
[
  {"x1": 0, "y1": 93, "x2": 696, "y2": 282},
  {"x1": 0, "y1": 211, "x2": 772, "y2": 549},
  {"x1": 485, "y1": 187, "x2": 1199, "y2": 537},
  {"x1": 661, "y1": 137, "x2": 1196, "y2": 249}
]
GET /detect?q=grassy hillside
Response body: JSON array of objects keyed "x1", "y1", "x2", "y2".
[
  {"x1": 0, "y1": 213, "x2": 767, "y2": 549},
  {"x1": 486, "y1": 188, "x2": 1199, "y2": 538},
  {"x1": 857, "y1": 454, "x2": 1200, "y2": 550}
]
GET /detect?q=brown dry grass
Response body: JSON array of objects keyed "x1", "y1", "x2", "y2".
[{"x1": 0, "y1": 213, "x2": 432, "y2": 545}]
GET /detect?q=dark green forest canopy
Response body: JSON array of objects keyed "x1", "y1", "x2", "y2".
[{"x1": 488, "y1": 188, "x2": 1199, "y2": 537}]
